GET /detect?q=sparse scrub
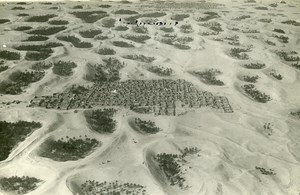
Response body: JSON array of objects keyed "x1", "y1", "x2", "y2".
[
  {"x1": 196, "y1": 11, "x2": 219, "y2": 22},
  {"x1": 229, "y1": 48, "x2": 250, "y2": 60},
  {"x1": 270, "y1": 69, "x2": 283, "y2": 80},
  {"x1": 281, "y1": 20, "x2": 300, "y2": 26},
  {"x1": 171, "y1": 14, "x2": 189, "y2": 21},
  {"x1": 0, "y1": 50, "x2": 21, "y2": 60},
  {"x1": 25, "y1": 51, "x2": 52, "y2": 61},
  {"x1": 255, "y1": 166, "x2": 276, "y2": 175},
  {"x1": 102, "y1": 18, "x2": 115, "y2": 28},
  {"x1": 255, "y1": 6, "x2": 268, "y2": 10},
  {"x1": 48, "y1": 20, "x2": 69, "y2": 25},
  {"x1": 31, "y1": 61, "x2": 52, "y2": 70},
  {"x1": 0, "y1": 120, "x2": 42, "y2": 161},
  {"x1": 52, "y1": 60, "x2": 77, "y2": 76},
  {"x1": 112, "y1": 41, "x2": 134, "y2": 48},
  {"x1": 191, "y1": 69, "x2": 225, "y2": 85},
  {"x1": 133, "y1": 118, "x2": 160, "y2": 134},
  {"x1": 17, "y1": 13, "x2": 29, "y2": 17},
  {"x1": 243, "y1": 62, "x2": 266, "y2": 69},
  {"x1": 263, "y1": 122, "x2": 273, "y2": 136},
  {"x1": 9, "y1": 70, "x2": 45, "y2": 85},
  {"x1": 28, "y1": 26, "x2": 67, "y2": 35},
  {"x1": 132, "y1": 26, "x2": 148, "y2": 34},
  {"x1": 0, "y1": 176, "x2": 43, "y2": 194},
  {"x1": 94, "y1": 35, "x2": 109, "y2": 40},
  {"x1": 242, "y1": 84, "x2": 271, "y2": 103},
  {"x1": 99, "y1": 4, "x2": 111, "y2": 8},
  {"x1": 121, "y1": 34, "x2": 150, "y2": 43},
  {"x1": 273, "y1": 28, "x2": 285, "y2": 34},
  {"x1": 122, "y1": 54, "x2": 155, "y2": 63},
  {"x1": 72, "y1": 5, "x2": 83, "y2": 9},
  {"x1": 243, "y1": 75, "x2": 259, "y2": 83},
  {"x1": 160, "y1": 27, "x2": 174, "y2": 33},
  {"x1": 57, "y1": 35, "x2": 93, "y2": 48},
  {"x1": 79, "y1": 29, "x2": 102, "y2": 38},
  {"x1": 114, "y1": 26, "x2": 128, "y2": 31},
  {"x1": 290, "y1": 111, "x2": 300, "y2": 118},
  {"x1": 273, "y1": 34, "x2": 289, "y2": 43},
  {"x1": 258, "y1": 18, "x2": 272, "y2": 23},
  {"x1": 147, "y1": 65, "x2": 173, "y2": 76},
  {"x1": 14, "y1": 26, "x2": 32, "y2": 31},
  {"x1": 0, "y1": 61, "x2": 9, "y2": 73},
  {"x1": 173, "y1": 43, "x2": 191, "y2": 50},
  {"x1": 25, "y1": 14, "x2": 57, "y2": 22},
  {"x1": 71, "y1": 11, "x2": 108, "y2": 23},
  {"x1": 234, "y1": 15, "x2": 251, "y2": 20},
  {"x1": 265, "y1": 40, "x2": 276, "y2": 46},
  {"x1": 84, "y1": 109, "x2": 117, "y2": 133},
  {"x1": 23, "y1": 35, "x2": 49, "y2": 41},
  {"x1": 180, "y1": 24, "x2": 193, "y2": 33},
  {"x1": 12, "y1": 6, "x2": 25, "y2": 10},
  {"x1": 0, "y1": 19, "x2": 10, "y2": 24},
  {"x1": 97, "y1": 48, "x2": 116, "y2": 55}
]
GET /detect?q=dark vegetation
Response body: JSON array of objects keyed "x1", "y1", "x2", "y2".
[
  {"x1": 114, "y1": 9, "x2": 138, "y2": 15},
  {"x1": 273, "y1": 34, "x2": 288, "y2": 43},
  {"x1": 0, "y1": 50, "x2": 21, "y2": 60},
  {"x1": 28, "y1": 26, "x2": 67, "y2": 35},
  {"x1": 281, "y1": 20, "x2": 300, "y2": 26},
  {"x1": 243, "y1": 62, "x2": 266, "y2": 69},
  {"x1": 134, "y1": 118, "x2": 160, "y2": 134},
  {"x1": 255, "y1": 6, "x2": 268, "y2": 10},
  {"x1": 86, "y1": 57, "x2": 124, "y2": 82},
  {"x1": 52, "y1": 60, "x2": 77, "y2": 76},
  {"x1": 14, "y1": 26, "x2": 32, "y2": 31},
  {"x1": 72, "y1": 5, "x2": 83, "y2": 9},
  {"x1": 242, "y1": 84, "x2": 271, "y2": 103},
  {"x1": 273, "y1": 28, "x2": 285, "y2": 34},
  {"x1": 122, "y1": 54, "x2": 155, "y2": 63},
  {"x1": 81, "y1": 180, "x2": 147, "y2": 195},
  {"x1": 290, "y1": 111, "x2": 300, "y2": 118},
  {"x1": 114, "y1": 26, "x2": 129, "y2": 31},
  {"x1": 243, "y1": 75, "x2": 259, "y2": 83},
  {"x1": 97, "y1": 48, "x2": 116, "y2": 55},
  {"x1": 270, "y1": 70, "x2": 283, "y2": 80},
  {"x1": 0, "y1": 61, "x2": 9, "y2": 73},
  {"x1": 17, "y1": 13, "x2": 29, "y2": 17},
  {"x1": 132, "y1": 26, "x2": 148, "y2": 34},
  {"x1": 48, "y1": 20, "x2": 69, "y2": 25},
  {"x1": 112, "y1": 41, "x2": 134, "y2": 48},
  {"x1": 180, "y1": 24, "x2": 193, "y2": 33},
  {"x1": 171, "y1": 14, "x2": 189, "y2": 21},
  {"x1": 25, "y1": 14, "x2": 57, "y2": 22},
  {"x1": 79, "y1": 29, "x2": 102, "y2": 38},
  {"x1": 57, "y1": 35, "x2": 93, "y2": 48},
  {"x1": 255, "y1": 166, "x2": 276, "y2": 175},
  {"x1": 233, "y1": 15, "x2": 251, "y2": 21},
  {"x1": 95, "y1": 35, "x2": 109, "y2": 40},
  {"x1": 70, "y1": 11, "x2": 108, "y2": 23},
  {"x1": 191, "y1": 69, "x2": 224, "y2": 85},
  {"x1": 0, "y1": 121, "x2": 42, "y2": 161},
  {"x1": 160, "y1": 27, "x2": 174, "y2": 33},
  {"x1": 291, "y1": 61, "x2": 300, "y2": 70},
  {"x1": 196, "y1": 11, "x2": 219, "y2": 21},
  {"x1": 11, "y1": 6, "x2": 25, "y2": 10},
  {"x1": 0, "y1": 176, "x2": 43, "y2": 194},
  {"x1": 31, "y1": 61, "x2": 53, "y2": 70},
  {"x1": 102, "y1": 18, "x2": 115, "y2": 28},
  {"x1": 38, "y1": 136, "x2": 99, "y2": 161},
  {"x1": 229, "y1": 47, "x2": 251, "y2": 60},
  {"x1": 275, "y1": 50, "x2": 299, "y2": 62},
  {"x1": 258, "y1": 18, "x2": 272, "y2": 23},
  {"x1": 147, "y1": 65, "x2": 173, "y2": 76},
  {"x1": 0, "y1": 19, "x2": 10, "y2": 24},
  {"x1": 84, "y1": 109, "x2": 117, "y2": 133},
  {"x1": 99, "y1": 4, "x2": 111, "y2": 8},
  {"x1": 23, "y1": 35, "x2": 49, "y2": 42},
  {"x1": 265, "y1": 40, "x2": 276, "y2": 46},
  {"x1": 121, "y1": 34, "x2": 151, "y2": 43}
]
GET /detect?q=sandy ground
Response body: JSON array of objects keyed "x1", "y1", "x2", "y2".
[{"x1": 0, "y1": 0, "x2": 300, "y2": 195}]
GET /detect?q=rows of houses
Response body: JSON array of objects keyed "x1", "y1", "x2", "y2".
[{"x1": 29, "y1": 79, "x2": 233, "y2": 115}]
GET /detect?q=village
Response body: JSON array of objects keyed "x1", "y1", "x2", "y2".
[{"x1": 29, "y1": 79, "x2": 233, "y2": 115}]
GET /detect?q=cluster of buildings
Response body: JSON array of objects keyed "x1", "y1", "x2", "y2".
[{"x1": 29, "y1": 79, "x2": 233, "y2": 115}]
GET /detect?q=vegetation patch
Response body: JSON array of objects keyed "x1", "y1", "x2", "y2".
[
  {"x1": 115, "y1": 9, "x2": 138, "y2": 15},
  {"x1": 190, "y1": 69, "x2": 224, "y2": 86},
  {"x1": 57, "y1": 35, "x2": 93, "y2": 48},
  {"x1": 112, "y1": 41, "x2": 134, "y2": 48},
  {"x1": 79, "y1": 29, "x2": 102, "y2": 38},
  {"x1": 234, "y1": 15, "x2": 251, "y2": 21},
  {"x1": 97, "y1": 48, "x2": 116, "y2": 55},
  {"x1": 258, "y1": 18, "x2": 272, "y2": 23},
  {"x1": 275, "y1": 50, "x2": 299, "y2": 62},
  {"x1": 242, "y1": 84, "x2": 271, "y2": 103},
  {"x1": 255, "y1": 6, "x2": 268, "y2": 10},
  {"x1": 11, "y1": 6, "x2": 25, "y2": 10},
  {"x1": 229, "y1": 47, "x2": 251, "y2": 60},
  {"x1": 0, "y1": 120, "x2": 42, "y2": 161},
  {"x1": 0, "y1": 19, "x2": 10, "y2": 24},
  {"x1": 133, "y1": 118, "x2": 160, "y2": 134},
  {"x1": 70, "y1": 11, "x2": 109, "y2": 23},
  {"x1": 81, "y1": 180, "x2": 147, "y2": 195},
  {"x1": 52, "y1": 60, "x2": 77, "y2": 76},
  {"x1": 122, "y1": 54, "x2": 155, "y2": 63},
  {"x1": 9, "y1": 70, "x2": 45, "y2": 86},
  {"x1": 147, "y1": 65, "x2": 173, "y2": 76},
  {"x1": 281, "y1": 20, "x2": 300, "y2": 26},
  {"x1": 273, "y1": 34, "x2": 288, "y2": 43},
  {"x1": 171, "y1": 14, "x2": 189, "y2": 21},
  {"x1": 270, "y1": 70, "x2": 283, "y2": 80},
  {"x1": 17, "y1": 13, "x2": 29, "y2": 17},
  {"x1": 38, "y1": 136, "x2": 99, "y2": 161},
  {"x1": 255, "y1": 166, "x2": 276, "y2": 175},
  {"x1": 28, "y1": 26, "x2": 67, "y2": 35},
  {"x1": 23, "y1": 35, "x2": 49, "y2": 42},
  {"x1": 114, "y1": 26, "x2": 128, "y2": 31},
  {"x1": 0, "y1": 50, "x2": 21, "y2": 60},
  {"x1": 243, "y1": 62, "x2": 266, "y2": 69},
  {"x1": 84, "y1": 109, "x2": 117, "y2": 134},
  {"x1": 160, "y1": 27, "x2": 174, "y2": 33},
  {"x1": 102, "y1": 18, "x2": 115, "y2": 28},
  {"x1": 273, "y1": 28, "x2": 285, "y2": 34},
  {"x1": 14, "y1": 26, "x2": 32, "y2": 31},
  {"x1": 25, "y1": 14, "x2": 57, "y2": 22},
  {"x1": 31, "y1": 61, "x2": 53, "y2": 70},
  {"x1": 0, "y1": 176, "x2": 43, "y2": 194},
  {"x1": 0, "y1": 61, "x2": 9, "y2": 73},
  {"x1": 48, "y1": 20, "x2": 69, "y2": 25},
  {"x1": 243, "y1": 75, "x2": 259, "y2": 83},
  {"x1": 180, "y1": 24, "x2": 193, "y2": 33},
  {"x1": 290, "y1": 111, "x2": 300, "y2": 118},
  {"x1": 132, "y1": 26, "x2": 148, "y2": 34},
  {"x1": 121, "y1": 34, "x2": 150, "y2": 43}
]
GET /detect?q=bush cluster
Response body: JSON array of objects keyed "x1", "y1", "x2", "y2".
[
  {"x1": 243, "y1": 75, "x2": 259, "y2": 83},
  {"x1": 112, "y1": 41, "x2": 134, "y2": 48},
  {"x1": 122, "y1": 54, "x2": 155, "y2": 63},
  {"x1": 71, "y1": 11, "x2": 108, "y2": 23},
  {"x1": 84, "y1": 109, "x2": 117, "y2": 133},
  {"x1": 28, "y1": 26, "x2": 67, "y2": 35},
  {"x1": 134, "y1": 118, "x2": 160, "y2": 134},
  {"x1": 23, "y1": 35, "x2": 49, "y2": 42},
  {"x1": 52, "y1": 60, "x2": 77, "y2": 76},
  {"x1": 0, "y1": 176, "x2": 42, "y2": 194},
  {"x1": 0, "y1": 50, "x2": 21, "y2": 60},
  {"x1": 147, "y1": 65, "x2": 173, "y2": 76},
  {"x1": 25, "y1": 14, "x2": 57, "y2": 22},
  {"x1": 243, "y1": 62, "x2": 266, "y2": 69},
  {"x1": 48, "y1": 20, "x2": 69, "y2": 25},
  {"x1": 57, "y1": 35, "x2": 93, "y2": 48},
  {"x1": 191, "y1": 69, "x2": 224, "y2": 85},
  {"x1": 242, "y1": 84, "x2": 271, "y2": 103},
  {"x1": 121, "y1": 34, "x2": 151, "y2": 43},
  {"x1": 79, "y1": 29, "x2": 102, "y2": 38},
  {"x1": 97, "y1": 48, "x2": 116, "y2": 55}
]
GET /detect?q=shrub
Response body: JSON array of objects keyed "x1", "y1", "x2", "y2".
[
  {"x1": 99, "y1": 4, "x2": 111, "y2": 8},
  {"x1": 242, "y1": 84, "x2": 271, "y2": 103},
  {"x1": 52, "y1": 60, "x2": 77, "y2": 76},
  {"x1": 0, "y1": 61, "x2": 8, "y2": 73},
  {"x1": 48, "y1": 20, "x2": 69, "y2": 25},
  {"x1": 102, "y1": 18, "x2": 115, "y2": 28},
  {"x1": 132, "y1": 26, "x2": 148, "y2": 34},
  {"x1": 0, "y1": 50, "x2": 21, "y2": 60},
  {"x1": 234, "y1": 15, "x2": 251, "y2": 20},
  {"x1": 31, "y1": 61, "x2": 52, "y2": 70},
  {"x1": 84, "y1": 109, "x2": 117, "y2": 133},
  {"x1": 273, "y1": 28, "x2": 285, "y2": 34},
  {"x1": 28, "y1": 26, "x2": 67, "y2": 35},
  {"x1": 0, "y1": 176, "x2": 43, "y2": 194},
  {"x1": 133, "y1": 118, "x2": 160, "y2": 134},
  {"x1": 114, "y1": 26, "x2": 129, "y2": 31},
  {"x1": 255, "y1": 166, "x2": 276, "y2": 175},
  {"x1": 147, "y1": 65, "x2": 173, "y2": 76},
  {"x1": 255, "y1": 6, "x2": 268, "y2": 10},
  {"x1": 112, "y1": 41, "x2": 134, "y2": 48},
  {"x1": 229, "y1": 48, "x2": 250, "y2": 60},
  {"x1": 243, "y1": 63, "x2": 265, "y2": 69},
  {"x1": 70, "y1": 11, "x2": 109, "y2": 23},
  {"x1": 273, "y1": 34, "x2": 289, "y2": 43},
  {"x1": 0, "y1": 120, "x2": 42, "y2": 161},
  {"x1": 180, "y1": 24, "x2": 193, "y2": 33},
  {"x1": 72, "y1": 5, "x2": 83, "y2": 9},
  {"x1": 171, "y1": 14, "x2": 189, "y2": 21},
  {"x1": 38, "y1": 137, "x2": 100, "y2": 161},
  {"x1": 9, "y1": 70, "x2": 45, "y2": 85},
  {"x1": 269, "y1": 3, "x2": 278, "y2": 7},
  {"x1": 17, "y1": 13, "x2": 29, "y2": 17},
  {"x1": 11, "y1": 6, "x2": 25, "y2": 10},
  {"x1": 97, "y1": 48, "x2": 116, "y2": 55},
  {"x1": 141, "y1": 12, "x2": 166, "y2": 18},
  {"x1": 265, "y1": 40, "x2": 276, "y2": 46},
  {"x1": 281, "y1": 20, "x2": 300, "y2": 26},
  {"x1": 191, "y1": 69, "x2": 225, "y2": 85},
  {"x1": 0, "y1": 19, "x2": 10, "y2": 24},
  {"x1": 121, "y1": 34, "x2": 150, "y2": 43},
  {"x1": 258, "y1": 18, "x2": 272, "y2": 23},
  {"x1": 291, "y1": 61, "x2": 300, "y2": 70},
  {"x1": 160, "y1": 27, "x2": 174, "y2": 33},
  {"x1": 57, "y1": 35, "x2": 93, "y2": 48},
  {"x1": 122, "y1": 54, "x2": 155, "y2": 63},
  {"x1": 114, "y1": 9, "x2": 138, "y2": 14},
  {"x1": 79, "y1": 29, "x2": 102, "y2": 38},
  {"x1": 14, "y1": 26, "x2": 32, "y2": 31},
  {"x1": 0, "y1": 81, "x2": 22, "y2": 95},
  {"x1": 290, "y1": 111, "x2": 300, "y2": 118},
  {"x1": 94, "y1": 35, "x2": 109, "y2": 40},
  {"x1": 270, "y1": 72, "x2": 282, "y2": 80},
  {"x1": 25, "y1": 14, "x2": 57, "y2": 22},
  {"x1": 173, "y1": 43, "x2": 190, "y2": 50},
  {"x1": 23, "y1": 35, "x2": 49, "y2": 41},
  {"x1": 243, "y1": 75, "x2": 259, "y2": 83}
]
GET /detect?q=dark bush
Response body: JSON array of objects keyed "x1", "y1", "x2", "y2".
[
  {"x1": 28, "y1": 26, "x2": 67, "y2": 35},
  {"x1": 97, "y1": 48, "x2": 116, "y2": 55},
  {"x1": 133, "y1": 118, "x2": 160, "y2": 134},
  {"x1": 281, "y1": 20, "x2": 300, "y2": 26},
  {"x1": 147, "y1": 65, "x2": 173, "y2": 76},
  {"x1": 171, "y1": 14, "x2": 189, "y2": 21},
  {"x1": 79, "y1": 29, "x2": 102, "y2": 38},
  {"x1": 25, "y1": 14, "x2": 57, "y2": 22},
  {"x1": 122, "y1": 54, "x2": 155, "y2": 63},
  {"x1": 114, "y1": 9, "x2": 138, "y2": 15},
  {"x1": 31, "y1": 61, "x2": 52, "y2": 70},
  {"x1": 84, "y1": 109, "x2": 117, "y2": 133},
  {"x1": 17, "y1": 13, "x2": 29, "y2": 17},
  {"x1": 121, "y1": 34, "x2": 150, "y2": 43},
  {"x1": 11, "y1": 6, "x2": 25, "y2": 10},
  {"x1": 48, "y1": 20, "x2": 69, "y2": 25},
  {"x1": 101, "y1": 18, "x2": 115, "y2": 28},
  {"x1": 132, "y1": 26, "x2": 148, "y2": 34},
  {"x1": 160, "y1": 27, "x2": 174, "y2": 33},
  {"x1": 112, "y1": 41, "x2": 134, "y2": 48},
  {"x1": 242, "y1": 84, "x2": 271, "y2": 103},
  {"x1": 57, "y1": 35, "x2": 93, "y2": 48},
  {"x1": 191, "y1": 69, "x2": 224, "y2": 85},
  {"x1": 25, "y1": 51, "x2": 52, "y2": 61},
  {"x1": 23, "y1": 35, "x2": 49, "y2": 41},
  {"x1": 0, "y1": 19, "x2": 10, "y2": 24},
  {"x1": 0, "y1": 50, "x2": 21, "y2": 60},
  {"x1": 273, "y1": 28, "x2": 285, "y2": 34},
  {"x1": 114, "y1": 26, "x2": 129, "y2": 31},
  {"x1": 243, "y1": 63, "x2": 265, "y2": 69},
  {"x1": 52, "y1": 60, "x2": 77, "y2": 76},
  {"x1": 14, "y1": 26, "x2": 32, "y2": 31},
  {"x1": 243, "y1": 75, "x2": 259, "y2": 83},
  {"x1": 0, "y1": 176, "x2": 43, "y2": 194},
  {"x1": 71, "y1": 11, "x2": 108, "y2": 23}
]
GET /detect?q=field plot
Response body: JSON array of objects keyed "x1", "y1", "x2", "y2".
[{"x1": 0, "y1": 1, "x2": 300, "y2": 195}]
